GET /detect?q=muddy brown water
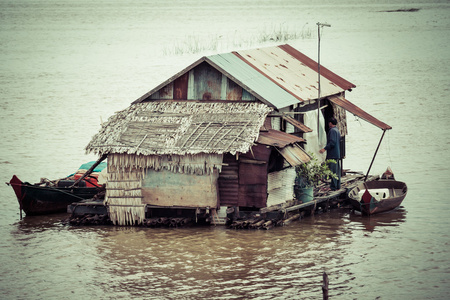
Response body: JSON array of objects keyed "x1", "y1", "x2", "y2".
[{"x1": 1, "y1": 0, "x2": 449, "y2": 299}]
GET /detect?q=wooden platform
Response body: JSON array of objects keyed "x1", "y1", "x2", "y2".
[
  {"x1": 228, "y1": 173, "x2": 378, "y2": 229},
  {"x1": 66, "y1": 173, "x2": 378, "y2": 228}
]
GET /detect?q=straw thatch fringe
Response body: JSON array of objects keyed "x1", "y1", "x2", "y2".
[
  {"x1": 108, "y1": 171, "x2": 143, "y2": 181},
  {"x1": 107, "y1": 181, "x2": 141, "y2": 191},
  {"x1": 107, "y1": 153, "x2": 223, "y2": 175},
  {"x1": 107, "y1": 198, "x2": 146, "y2": 226},
  {"x1": 105, "y1": 165, "x2": 145, "y2": 225}
]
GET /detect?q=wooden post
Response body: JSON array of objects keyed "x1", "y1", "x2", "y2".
[
  {"x1": 365, "y1": 130, "x2": 386, "y2": 181},
  {"x1": 322, "y1": 272, "x2": 329, "y2": 300}
]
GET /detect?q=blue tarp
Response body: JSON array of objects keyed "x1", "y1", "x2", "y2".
[{"x1": 78, "y1": 161, "x2": 107, "y2": 173}]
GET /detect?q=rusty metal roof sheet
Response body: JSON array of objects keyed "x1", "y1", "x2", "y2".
[
  {"x1": 233, "y1": 44, "x2": 356, "y2": 102},
  {"x1": 282, "y1": 115, "x2": 313, "y2": 133},
  {"x1": 256, "y1": 129, "x2": 310, "y2": 166},
  {"x1": 328, "y1": 95, "x2": 392, "y2": 130},
  {"x1": 279, "y1": 44, "x2": 356, "y2": 91},
  {"x1": 257, "y1": 129, "x2": 305, "y2": 147},
  {"x1": 279, "y1": 144, "x2": 311, "y2": 166},
  {"x1": 207, "y1": 44, "x2": 355, "y2": 108}
]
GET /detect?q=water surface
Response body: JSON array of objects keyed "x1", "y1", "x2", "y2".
[{"x1": 1, "y1": 1, "x2": 449, "y2": 299}]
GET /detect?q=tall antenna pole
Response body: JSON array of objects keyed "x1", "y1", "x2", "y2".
[{"x1": 316, "y1": 22, "x2": 331, "y2": 144}]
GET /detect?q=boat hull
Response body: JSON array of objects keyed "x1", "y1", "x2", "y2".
[
  {"x1": 9, "y1": 175, "x2": 102, "y2": 216},
  {"x1": 348, "y1": 179, "x2": 407, "y2": 215}
]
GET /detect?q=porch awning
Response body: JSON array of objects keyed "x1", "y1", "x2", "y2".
[
  {"x1": 328, "y1": 95, "x2": 392, "y2": 130},
  {"x1": 278, "y1": 144, "x2": 311, "y2": 166},
  {"x1": 257, "y1": 129, "x2": 305, "y2": 147},
  {"x1": 257, "y1": 129, "x2": 311, "y2": 166},
  {"x1": 282, "y1": 115, "x2": 313, "y2": 133}
]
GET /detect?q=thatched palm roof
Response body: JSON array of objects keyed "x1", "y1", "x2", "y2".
[{"x1": 86, "y1": 101, "x2": 273, "y2": 156}]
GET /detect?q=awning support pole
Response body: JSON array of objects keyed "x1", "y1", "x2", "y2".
[
  {"x1": 316, "y1": 22, "x2": 331, "y2": 143},
  {"x1": 365, "y1": 130, "x2": 386, "y2": 181}
]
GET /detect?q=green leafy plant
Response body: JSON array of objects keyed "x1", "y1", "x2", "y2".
[{"x1": 295, "y1": 153, "x2": 338, "y2": 188}]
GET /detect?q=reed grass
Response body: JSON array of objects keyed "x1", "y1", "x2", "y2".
[
  {"x1": 163, "y1": 23, "x2": 313, "y2": 56},
  {"x1": 164, "y1": 35, "x2": 220, "y2": 56},
  {"x1": 257, "y1": 23, "x2": 312, "y2": 43}
]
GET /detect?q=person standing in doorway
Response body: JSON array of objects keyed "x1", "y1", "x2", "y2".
[{"x1": 319, "y1": 117, "x2": 341, "y2": 190}]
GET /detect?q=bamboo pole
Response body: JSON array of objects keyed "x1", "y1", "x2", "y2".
[
  {"x1": 282, "y1": 213, "x2": 301, "y2": 226},
  {"x1": 70, "y1": 153, "x2": 107, "y2": 188},
  {"x1": 262, "y1": 220, "x2": 273, "y2": 230}
]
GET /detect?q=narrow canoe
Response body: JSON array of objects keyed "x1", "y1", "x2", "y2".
[{"x1": 348, "y1": 179, "x2": 407, "y2": 215}]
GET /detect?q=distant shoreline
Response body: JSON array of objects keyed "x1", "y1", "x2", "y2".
[{"x1": 379, "y1": 8, "x2": 420, "y2": 13}]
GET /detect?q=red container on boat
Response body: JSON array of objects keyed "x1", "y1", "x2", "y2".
[{"x1": 74, "y1": 173, "x2": 99, "y2": 187}]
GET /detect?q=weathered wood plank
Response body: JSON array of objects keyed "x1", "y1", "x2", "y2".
[{"x1": 141, "y1": 169, "x2": 218, "y2": 207}]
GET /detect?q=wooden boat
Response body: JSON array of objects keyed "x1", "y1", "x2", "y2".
[
  {"x1": 347, "y1": 179, "x2": 407, "y2": 215},
  {"x1": 8, "y1": 175, "x2": 105, "y2": 215},
  {"x1": 6, "y1": 156, "x2": 107, "y2": 216}
]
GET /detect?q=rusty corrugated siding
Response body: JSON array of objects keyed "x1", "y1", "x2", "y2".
[
  {"x1": 218, "y1": 145, "x2": 270, "y2": 208},
  {"x1": 173, "y1": 72, "x2": 189, "y2": 100},
  {"x1": 218, "y1": 154, "x2": 239, "y2": 206},
  {"x1": 238, "y1": 144, "x2": 270, "y2": 208},
  {"x1": 193, "y1": 62, "x2": 222, "y2": 100}
]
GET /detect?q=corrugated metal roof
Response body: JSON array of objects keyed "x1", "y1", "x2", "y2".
[
  {"x1": 133, "y1": 44, "x2": 355, "y2": 109},
  {"x1": 329, "y1": 95, "x2": 392, "y2": 130},
  {"x1": 256, "y1": 129, "x2": 310, "y2": 166},
  {"x1": 279, "y1": 145, "x2": 311, "y2": 166},
  {"x1": 282, "y1": 115, "x2": 313, "y2": 133},
  {"x1": 233, "y1": 45, "x2": 355, "y2": 102},
  {"x1": 279, "y1": 44, "x2": 356, "y2": 91},
  {"x1": 257, "y1": 129, "x2": 305, "y2": 147},
  {"x1": 205, "y1": 54, "x2": 300, "y2": 109},
  {"x1": 206, "y1": 44, "x2": 355, "y2": 108}
]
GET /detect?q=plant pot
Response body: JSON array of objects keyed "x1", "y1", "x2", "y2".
[{"x1": 294, "y1": 186, "x2": 314, "y2": 203}]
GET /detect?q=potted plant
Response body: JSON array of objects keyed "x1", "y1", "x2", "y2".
[{"x1": 294, "y1": 153, "x2": 338, "y2": 203}]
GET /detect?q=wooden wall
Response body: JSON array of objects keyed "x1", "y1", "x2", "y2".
[{"x1": 141, "y1": 168, "x2": 219, "y2": 208}]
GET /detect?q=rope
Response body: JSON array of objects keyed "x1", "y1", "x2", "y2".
[
  {"x1": 386, "y1": 130, "x2": 394, "y2": 169},
  {"x1": 9, "y1": 182, "x2": 89, "y2": 201}
]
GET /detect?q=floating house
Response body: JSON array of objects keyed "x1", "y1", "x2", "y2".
[{"x1": 85, "y1": 44, "x2": 391, "y2": 225}]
